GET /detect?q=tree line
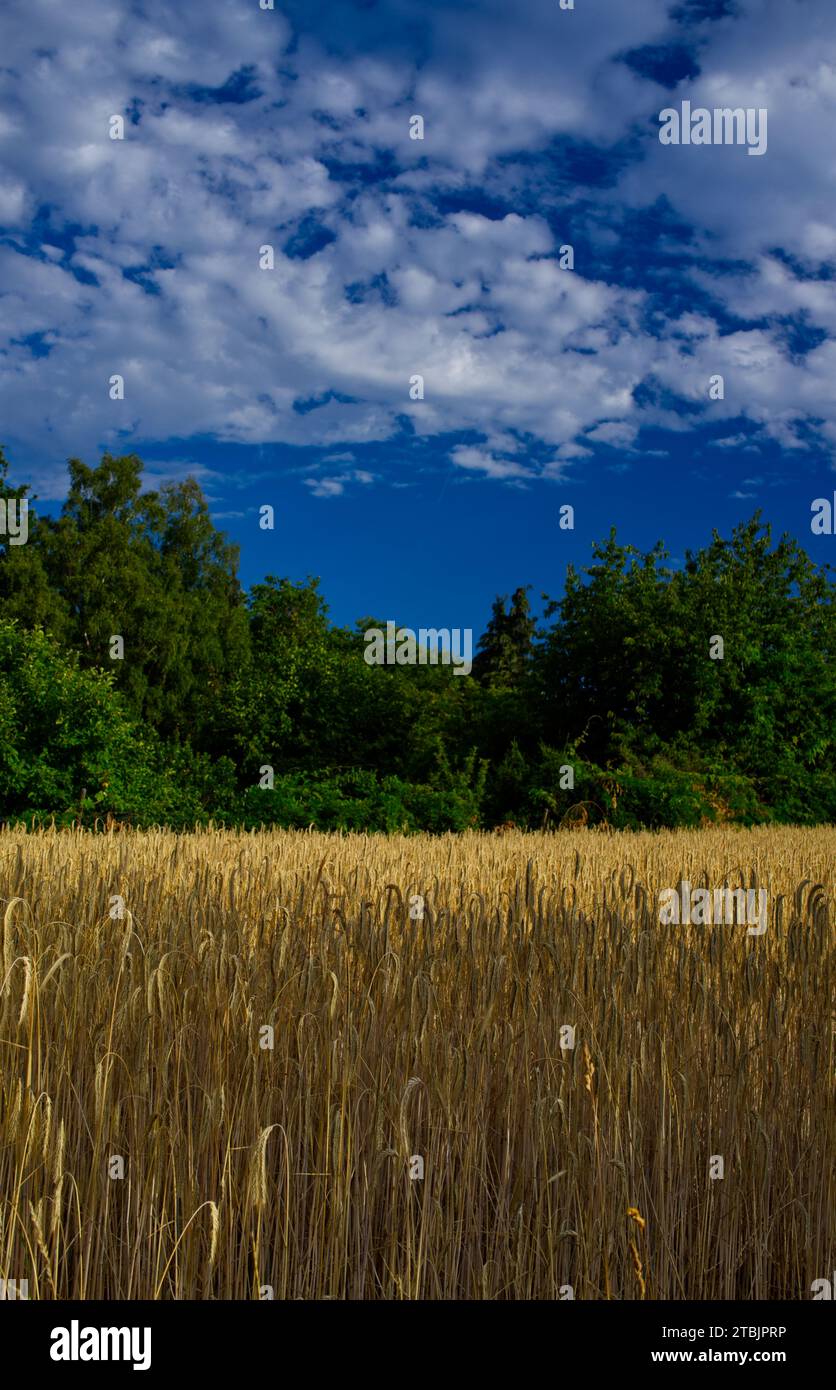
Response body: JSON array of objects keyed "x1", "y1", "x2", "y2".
[{"x1": 1, "y1": 448, "x2": 834, "y2": 830}]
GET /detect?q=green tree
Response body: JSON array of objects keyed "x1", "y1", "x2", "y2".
[
  {"x1": 678, "y1": 515, "x2": 836, "y2": 813},
  {"x1": 473, "y1": 586, "x2": 536, "y2": 689},
  {"x1": 0, "y1": 451, "x2": 250, "y2": 751},
  {"x1": 0, "y1": 619, "x2": 148, "y2": 819},
  {"x1": 0, "y1": 446, "x2": 69, "y2": 636}
]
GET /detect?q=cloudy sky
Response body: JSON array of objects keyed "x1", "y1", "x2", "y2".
[{"x1": 1, "y1": 0, "x2": 834, "y2": 630}]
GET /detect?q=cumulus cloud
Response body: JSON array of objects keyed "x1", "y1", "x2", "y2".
[
  {"x1": 450, "y1": 446, "x2": 531, "y2": 481},
  {"x1": 305, "y1": 477, "x2": 348, "y2": 499},
  {"x1": 304, "y1": 468, "x2": 375, "y2": 498},
  {"x1": 0, "y1": 0, "x2": 834, "y2": 490}
]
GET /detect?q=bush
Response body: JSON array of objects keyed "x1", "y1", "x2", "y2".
[
  {"x1": 0, "y1": 621, "x2": 144, "y2": 821},
  {"x1": 232, "y1": 767, "x2": 481, "y2": 833}
]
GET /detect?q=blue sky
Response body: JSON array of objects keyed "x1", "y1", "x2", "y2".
[{"x1": 0, "y1": 0, "x2": 835, "y2": 634}]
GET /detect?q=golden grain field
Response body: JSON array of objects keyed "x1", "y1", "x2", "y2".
[{"x1": 0, "y1": 825, "x2": 833, "y2": 1300}]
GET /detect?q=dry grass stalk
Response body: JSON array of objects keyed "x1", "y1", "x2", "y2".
[{"x1": 0, "y1": 824, "x2": 831, "y2": 1299}]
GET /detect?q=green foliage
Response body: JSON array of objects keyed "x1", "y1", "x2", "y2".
[
  {"x1": 473, "y1": 585, "x2": 536, "y2": 689},
  {"x1": 0, "y1": 619, "x2": 147, "y2": 819},
  {"x1": 1, "y1": 450, "x2": 834, "y2": 831},
  {"x1": 1, "y1": 452, "x2": 249, "y2": 751},
  {"x1": 235, "y1": 766, "x2": 482, "y2": 833}
]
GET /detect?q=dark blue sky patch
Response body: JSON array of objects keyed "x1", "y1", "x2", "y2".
[
  {"x1": 434, "y1": 188, "x2": 519, "y2": 221},
  {"x1": 620, "y1": 43, "x2": 701, "y2": 89},
  {"x1": 121, "y1": 267, "x2": 160, "y2": 295},
  {"x1": 66, "y1": 262, "x2": 99, "y2": 287},
  {"x1": 507, "y1": 135, "x2": 636, "y2": 194},
  {"x1": 639, "y1": 281, "x2": 749, "y2": 335},
  {"x1": 446, "y1": 302, "x2": 503, "y2": 326},
  {"x1": 121, "y1": 245, "x2": 179, "y2": 296},
  {"x1": 767, "y1": 248, "x2": 835, "y2": 282},
  {"x1": 633, "y1": 378, "x2": 704, "y2": 416},
  {"x1": 564, "y1": 200, "x2": 736, "y2": 307},
  {"x1": 671, "y1": 0, "x2": 740, "y2": 22},
  {"x1": 283, "y1": 215, "x2": 337, "y2": 259},
  {"x1": 344, "y1": 272, "x2": 397, "y2": 306},
  {"x1": 312, "y1": 110, "x2": 344, "y2": 131},
  {"x1": 558, "y1": 200, "x2": 761, "y2": 336},
  {"x1": 279, "y1": 0, "x2": 431, "y2": 64},
  {"x1": 765, "y1": 314, "x2": 828, "y2": 361},
  {"x1": 177, "y1": 65, "x2": 262, "y2": 105},
  {"x1": 10, "y1": 331, "x2": 52, "y2": 359},
  {"x1": 2, "y1": 206, "x2": 99, "y2": 262},
  {"x1": 321, "y1": 148, "x2": 400, "y2": 186},
  {"x1": 406, "y1": 203, "x2": 446, "y2": 231},
  {"x1": 293, "y1": 390, "x2": 359, "y2": 415},
  {"x1": 703, "y1": 417, "x2": 760, "y2": 444},
  {"x1": 780, "y1": 415, "x2": 826, "y2": 444}
]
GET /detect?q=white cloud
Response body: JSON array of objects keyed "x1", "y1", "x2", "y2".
[
  {"x1": 0, "y1": 0, "x2": 834, "y2": 485},
  {"x1": 450, "y1": 446, "x2": 531, "y2": 480},
  {"x1": 584, "y1": 421, "x2": 639, "y2": 449},
  {"x1": 305, "y1": 477, "x2": 347, "y2": 498},
  {"x1": 304, "y1": 467, "x2": 377, "y2": 498}
]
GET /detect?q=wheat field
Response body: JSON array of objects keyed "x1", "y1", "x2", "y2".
[{"x1": 0, "y1": 825, "x2": 832, "y2": 1300}]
